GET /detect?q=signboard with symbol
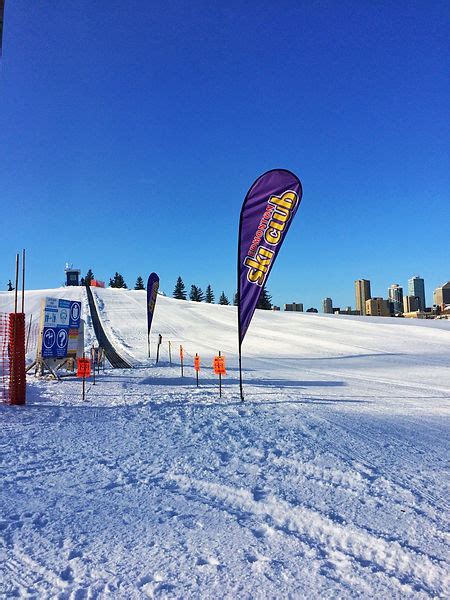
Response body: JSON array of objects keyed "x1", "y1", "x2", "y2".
[{"x1": 39, "y1": 297, "x2": 82, "y2": 359}]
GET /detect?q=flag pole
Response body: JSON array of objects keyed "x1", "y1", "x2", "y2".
[{"x1": 238, "y1": 341, "x2": 244, "y2": 401}]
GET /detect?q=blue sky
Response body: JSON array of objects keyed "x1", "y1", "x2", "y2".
[{"x1": 1, "y1": 1, "x2": 449, "y2": 309}]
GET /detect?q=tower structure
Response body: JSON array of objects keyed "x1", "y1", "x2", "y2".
[
  {"x1": 355, "y1": 279, "x2": 371, "y2": 315},
  {"x1": 408, "y1": 276, "x2": 426, "y2": 311},
  {"x1": 388, "y1": 284, "x2": 404, "y2": 315}
]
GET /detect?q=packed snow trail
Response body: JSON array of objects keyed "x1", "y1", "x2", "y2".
[
  {"x1": 0, "y1": 288, "x2": 449, "y2": 598},
  {"x1": 85, "y1": 284, "x2": 132, "y2": 369}
]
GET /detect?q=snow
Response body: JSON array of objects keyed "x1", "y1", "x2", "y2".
[{"x1": 1, "y1": 287, "x2": 449, "y2": 598}]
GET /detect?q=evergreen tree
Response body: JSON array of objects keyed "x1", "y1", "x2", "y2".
[
  {"x1": 134, "y1": 275, "x2": 145, "y2": 290},
  {"x1": 256, "y1": 285, "x2": 272, "y2": 310},
  {"x1": 233, "y1": 291, "x2": 238, "y2": 306},
  {"x1": 80, "y1": 277, "x2": 85, "y2": 286},
  {"x1": 205, "y1": 284, "x2": 214, "y2": 304},
  {"x1": 109, "y1": 272, "x2": 127, "y2": 288},
  {"x1": 84, "y1": 269, "x2": 94, "y2": 285},
  {"x1": 7, "y1": 280, "x2": 14, "y2": 292},
  {"x1": 219, "y1": 291, "x2": 230, "y2": 305},
  {"x1": 189, "y1": 285, "x2": 204, "y2": 302},
  {"x1": 173, "y1": 276, "x2": 187, "y2": 300}
]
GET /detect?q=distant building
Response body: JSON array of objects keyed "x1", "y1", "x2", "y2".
[
  {"x1": 403, "y1": 311, "x2": 436, "y2": 320},
  {"x1": 322, "y1": 298, "x2": 333, "y2": 314},
  {"x1": 65, "y1": 264, "x2": 80, "y2": 287},
  {"x1": 388, "y1": 284, "x2": 403, "y2": 315},
  {"x1": 366, "y1": 297, "x2": 390, "y2": 317},
  {"x1": 284, "y1": 303, "x2": 303, "y2": 312},
  {"x1": 404, "y1": 295, "x2": 420, "y2": 313},
  {"x1": 433, "y1": 282, "x2": 450, "y2": 306},
  {"x1": 272, "y1": 306, "x2": 280, "y2": 311},
  {"x1": 306, "y1": 307, "x2": 318, "y2": 313},
  {"x1": 334, "y1": 307, "x2": 360, "y2": 315},
  {"x1": 355, "y1": 279, "x2": 371, "y2": 315},
  {"x1": 408, "y1": 276, "x2": 426, "y2": 311}
]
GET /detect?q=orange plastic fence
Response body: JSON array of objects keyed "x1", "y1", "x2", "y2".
[
  {"x1": 9, "y1": 313, "x2": 26, "y2": 405},
  {"x1": 0, "y1": 313, "x2": 9, "y2": 402}
]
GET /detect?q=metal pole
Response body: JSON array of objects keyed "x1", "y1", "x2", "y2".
[
  {"x1": 82, "y1": 351, "x2": 86, "y2": 401},
  {"x1": 14, "y1": 253, "x2": 19, "y2": 314},
  {"x1": 147, "y1": 332, "x2": 150, "y2": 358},
  {"x1": 21, "y1": 249, "x2": 25, "y2": 314},
  {"x1": 195, "y1": 353, "x2": 199, "y2": 388},
  {"x1": 156, "y1": 336, "x2": 160, "y2": 365},
  {"x1": 219, "y1": 350, "x2": 222, "y2": 398},
  {"x1": 168, "y1": 341, "x2": 172, "y2": 366},
  {"x1": 239, "y1": 342, "x2": 244, "y2": 401},
  {"x1": 26, "y1": 314, "x2": 33, "y2": 354},
  {"x1": 180, "y1": 345, "x2": 183, "y2": 377}
]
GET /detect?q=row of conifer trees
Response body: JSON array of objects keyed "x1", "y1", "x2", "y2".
[
  {"x1": 80, "y1": 270, "x2": 272, "y2": 309},
  {"x1": 173, "y1": 277, "x2": 272, "y2": 309}
]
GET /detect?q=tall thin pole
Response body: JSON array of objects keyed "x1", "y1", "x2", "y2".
[
  {"x1": 14, "y1": 253, "x2": 19, "y2": 314},
  {"x1": 26, "y1": 314, "x2": 33, "y2": 354},
  {"x1": 21, "y1": 249, "x2": 25, "y2": 313},
  {"x1": 147, "y1": 332, "x2": 150, "y2": 358},
  {"x1": 239, "y1": 343, "x2": 244, "y2": 401},
  {"x1": 219, "y1": 350, "x2": 222, "y2": 398}
]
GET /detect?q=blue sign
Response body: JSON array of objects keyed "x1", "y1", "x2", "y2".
[
  {"x1": 69, "y1": 301, "x2": 81, "y2": 328},
  {"x1": 40, "y1": 297, "x2": 82, "y2": 359},
  {"x1": 42, "y1": 327, "x2": 57, "y2": 358},
  {"x1": 56, "y1": 328, "x2": 69, "y2": 358}
]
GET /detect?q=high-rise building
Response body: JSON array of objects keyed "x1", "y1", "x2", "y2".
[
  {"x1": 388, "y1": 284, "x2": 403, "y2": 315},
  {"x1": 366, "y1": 298, "x2": 390, "y2": 317},
  {"x1": 408, "y1": 276, "x2": 426, "y2": 311},
  {"x1": 355, "y1": 279, "x2": 371, "y2": 315},
  {"x1": 433, "y1": 282, "x2": 450, "y2": 306},
  {"x1": 404, "y1": 295, "x2": 420, "y2": 313},
  {"x1": 322, "y1": 298, "x2": 333, "y2": 314}
]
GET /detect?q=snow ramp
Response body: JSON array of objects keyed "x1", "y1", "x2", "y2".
[{"x1": 85, "y1": 285, "x2": 132, "y2": 369}]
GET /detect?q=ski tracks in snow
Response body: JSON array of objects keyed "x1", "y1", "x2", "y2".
[{"x1": 168, "y1": 474, "x2": 449, "y2": 597}]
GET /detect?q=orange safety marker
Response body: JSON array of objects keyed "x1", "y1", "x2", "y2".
[
  {"x1": 194, "y1": 353, "x2": 200, "y2": 387},
  {"x1": 213, "y1": 352, "x2": 226, "y2": 397},
  {"x1": 213, "y1": 355, "x2": 226, "y2": 375},
  {"x1": 77, "y1": 357, "x2": 91, "y2": 402},
  {"x1": 180, "y1": 344, "x2": 184, "y2": 377},
  {"x1": 77, "y1": 358, "x2": 91, "y2": 378}
]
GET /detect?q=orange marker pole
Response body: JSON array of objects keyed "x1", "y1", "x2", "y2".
[
  {"x1": 219, "y1": 350, "x2": 222, "y2": 398},
  {"x1": 180, "y1": 345, "x2": 184, "y2": 377},
  {"x1": 194, "y1": 353, "x2": 200, "y2": 387},
  {"x1": 82, "y1": 352, "x2": 86, "y2": 401}
]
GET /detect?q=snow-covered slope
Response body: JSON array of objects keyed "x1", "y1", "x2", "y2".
[{"x1": 1, "y1": 288, "x2": 449, "y2": 598}]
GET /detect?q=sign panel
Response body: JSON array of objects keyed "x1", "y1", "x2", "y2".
[
  {"x1": 40, "y1": 298, "x2": 82, "y2": 359},
  {"x1": 77, "y1": 358, "x2": 91, "y2": 378},
  {"x1": 213, "y1": 355, "x2": 226, "y2": 375}
]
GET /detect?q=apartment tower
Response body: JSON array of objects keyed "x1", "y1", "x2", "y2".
[
  {"x1": 408, "y1": 276, "x2": 426, "y2": 311},
  {"x1": 355, "y1": 279, "x2": 371, "y2": 315},
  {"x1": 322, "y1": 298, "x2": 333, "y2": 314},
  {"x1": 388, "y1": 284, "x2": 404, "y2": 315}
]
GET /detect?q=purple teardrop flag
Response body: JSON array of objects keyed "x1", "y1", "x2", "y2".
[{"x1": 237, "y1": 169, "x2": 302, "y2": 398}]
